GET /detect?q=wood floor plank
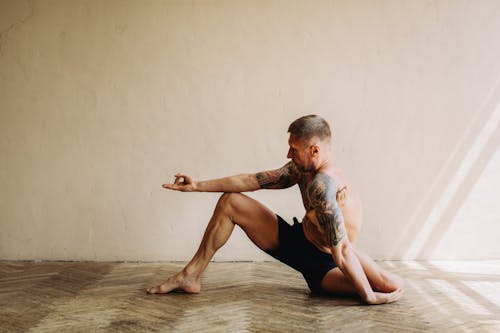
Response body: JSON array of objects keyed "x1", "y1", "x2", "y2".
[{"x1": 0, "y1": 261, "x2": 499, "y2": 332}]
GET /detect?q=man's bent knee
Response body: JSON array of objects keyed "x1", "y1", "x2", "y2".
[
  {"x1": 216, "y1": 192, "x2": 245, "y2": 214},
  {"x1": 217, "y1": 192, "x2": 243, "y2": 204}
]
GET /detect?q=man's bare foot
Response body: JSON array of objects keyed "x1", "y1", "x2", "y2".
[
  {"x1": 377, "y1": 270, "x2": 405, "y2": 293},
  {"x1": 146, "y1": 271, "x2": 201, "y2": 294}
]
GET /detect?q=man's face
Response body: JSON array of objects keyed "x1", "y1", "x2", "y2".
[{"x1": 287, "y1": 134, "x2": 313, "y2": 172}]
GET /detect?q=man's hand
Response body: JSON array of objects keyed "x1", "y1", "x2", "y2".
[
  {"x1": 365, "y1": 288, "x2": 404, "y2": 305},
  {"x1": 162, "y1": 173, "x2": 197, "y2": 192}
]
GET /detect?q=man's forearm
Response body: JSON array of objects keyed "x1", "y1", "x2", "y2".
[
  {"x1": 333, "y1": 243, "x2": 375, "y2": 303},
  {"x1": 195, "y1": 174, "x2": 260, "y2": 192}
]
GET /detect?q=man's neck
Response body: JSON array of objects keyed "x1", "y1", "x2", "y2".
[{"x1": 311, "y1": 151, "x2": 333, "y2": 174}]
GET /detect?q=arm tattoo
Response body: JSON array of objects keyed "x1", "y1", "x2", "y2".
[
  {"x1": 255, "y1": 161, "x2": 299, "y2": 189},
  {"x1": 307, "y1": 173, "x2": 347, "y2": 247}
]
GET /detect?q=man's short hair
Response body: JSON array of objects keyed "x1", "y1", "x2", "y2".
[{"x1": 288, "y1": 115, "x2": 331, "y2": 142}]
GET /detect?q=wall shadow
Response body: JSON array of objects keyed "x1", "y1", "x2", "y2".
[{"x1": 391, "y1": 76, "x2": 500, "y2": 259}]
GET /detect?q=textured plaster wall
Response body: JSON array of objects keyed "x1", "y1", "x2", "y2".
[{"x1": 1, "y1": 0, "x2": 499, "y2": 261}]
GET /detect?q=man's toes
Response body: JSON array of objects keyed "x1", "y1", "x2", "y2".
[{"x1": 146, "y1": 285, "x2": 159, "y2": 294}]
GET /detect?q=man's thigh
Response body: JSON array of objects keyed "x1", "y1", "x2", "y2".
[
  {"x1": 224, "y1": 193, "x2": 279, "y2": 251},
  {"x1": 320, "y1": 267, "x2": 357, "y2": 294}
]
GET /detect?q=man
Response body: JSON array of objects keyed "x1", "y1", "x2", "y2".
[{"x1": 147, "y1": 115, "x2": 404, "y2": 304}]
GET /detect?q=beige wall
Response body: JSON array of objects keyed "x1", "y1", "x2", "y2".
[{"x1": 1, "y1": 0, "x2": 499, "y2": 261}]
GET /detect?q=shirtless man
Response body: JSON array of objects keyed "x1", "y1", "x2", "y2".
[{"x1": 147, "y1": 115, "x2": 404, "y2": 304}]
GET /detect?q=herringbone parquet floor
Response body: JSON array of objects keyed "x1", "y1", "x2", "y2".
[{"x1": 1, "y1": 261, "x2": 499, "y2": 332}]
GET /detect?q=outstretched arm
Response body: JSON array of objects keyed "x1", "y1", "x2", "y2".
[
  {"x1": 163, "y1": 173, "x2": 259, "y2": 192},
  {"x1": 308, "y1": 173, "x2": 403, "y2": 304},
  {"x1": 163, "y1": 161, "x2": 299, "y2": 193}
]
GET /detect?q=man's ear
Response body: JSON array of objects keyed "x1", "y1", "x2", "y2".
[{"x1": 311, "y1": 144, "x2": 320, "y2": 156}]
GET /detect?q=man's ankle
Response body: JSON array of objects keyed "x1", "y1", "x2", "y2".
[{"x1": 182, "y1": 266, "x2": 201, "y2": 279}]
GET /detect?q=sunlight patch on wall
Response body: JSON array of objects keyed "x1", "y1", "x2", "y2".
[{"x1": 403, "y1": 97, "x2": 500, "y2": 259}]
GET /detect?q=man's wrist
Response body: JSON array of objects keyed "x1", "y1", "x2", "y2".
[
  {"x1": 363, "y1": 290, "x2": 376, "y2": 304},
  {"x1": 192, "y1": 181, "x2": 200, "y2": 192}
]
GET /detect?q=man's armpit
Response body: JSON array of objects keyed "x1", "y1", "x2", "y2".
[
  {"x1": 255, "y1": 162, "x2": 298, "y2": 189},
  {"x1": 308, "y1": 173, "x2": 347, "y2": 247}
]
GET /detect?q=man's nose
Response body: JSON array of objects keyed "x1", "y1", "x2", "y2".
[{"x1": 287, "y1": 149, "x2": 292, "y2": 159}]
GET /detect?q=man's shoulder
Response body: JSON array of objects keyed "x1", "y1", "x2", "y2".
[
  {"x1": 311, "y1": 172, "x2": 337, "y2": 186},
  {"x1": 308, "y1": 172, "x2": 337, "y2": 197}
]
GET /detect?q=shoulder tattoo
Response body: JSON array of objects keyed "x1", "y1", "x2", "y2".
[
  {"x1": 308, "y1": 173, "x2": 347, "y2": 247},
  {"x1": 256, "y1": 161, "x2": 299, "y2": 189}
]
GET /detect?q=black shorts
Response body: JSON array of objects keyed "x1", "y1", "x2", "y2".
[{"x1": 264, "y1": 215, "x2": 337, "y2": 293}]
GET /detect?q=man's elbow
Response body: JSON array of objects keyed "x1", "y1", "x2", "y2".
[
  {"x1": 246, "y1": 174, "x2": 261, "y2": 191},
  {"x1": 332, "y1": 239, "x2": 351, "y2": 268}
]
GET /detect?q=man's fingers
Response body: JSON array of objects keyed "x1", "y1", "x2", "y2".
[
  {"x1": 387, "y1": 289, "x2": 404, "y2": 303},
  {"x1": 162, "y1": 173, "x2": 193, "y2": 191},
  {"x1": 369, "y1": 289, "x2": 404, "y2": 305},
  {"x1": 163, "y1": 183, "x2": 189, "y2": 191},
  {"x1": 173, "y1": 174, "x2": 191, "y2": 185}
]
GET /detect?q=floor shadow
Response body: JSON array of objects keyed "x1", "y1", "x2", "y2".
[{"x1": 412, "y1": 261, "x2": 500, "y2": 331}]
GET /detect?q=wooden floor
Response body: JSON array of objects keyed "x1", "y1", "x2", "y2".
[{"x1": 1, "y1": 261, "x2": 500, "y2": 332}]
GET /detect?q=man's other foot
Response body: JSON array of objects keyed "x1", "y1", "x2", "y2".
[{"x1": 146, "y1": 272, "x2": 201, "y2": 294}]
